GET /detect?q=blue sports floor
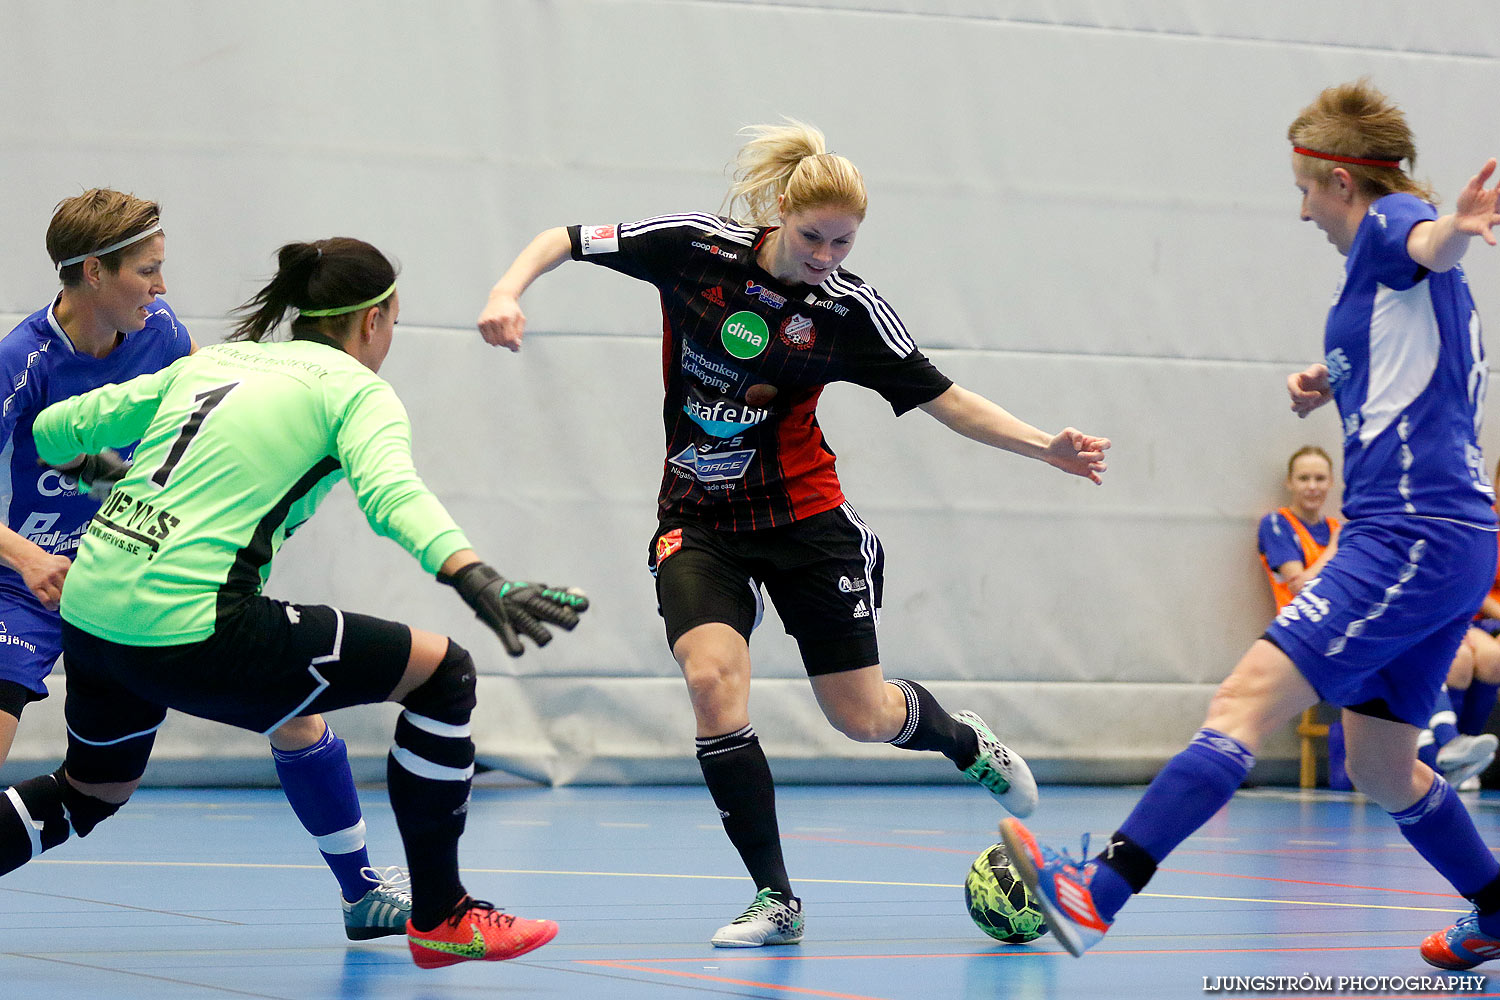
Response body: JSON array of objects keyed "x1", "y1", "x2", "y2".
[{"x1": 1, "y1": 782, "x2": 1496, "y2": 1000}]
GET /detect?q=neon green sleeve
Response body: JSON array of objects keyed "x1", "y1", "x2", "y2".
[
  {"x1": 32, "y1": 363, "x2": 176, "y2": 465},
  {"x1": 334, "y1": 378, "x2": 470, "y2": 574}
]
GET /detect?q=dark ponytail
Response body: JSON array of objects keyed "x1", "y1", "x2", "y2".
[{"x1": 230, "y1": 237, "x2": 398, "y2": 342}]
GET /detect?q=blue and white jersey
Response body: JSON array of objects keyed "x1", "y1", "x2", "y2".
[
  {"x1": 0, "y1": 298, "x2": 191, "y2": 602},
  {"x1": 1324, "y1": 192, "x2": 1495, "y2": 524}
]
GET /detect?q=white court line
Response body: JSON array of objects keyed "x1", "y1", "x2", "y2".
[{"x1": 27, "y1": 859, "x2": 1472, "y2": 912}]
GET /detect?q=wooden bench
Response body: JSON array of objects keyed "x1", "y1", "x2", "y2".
[{"x1": 1295, "y1": 706, "x2": 1329, "y2": 788}]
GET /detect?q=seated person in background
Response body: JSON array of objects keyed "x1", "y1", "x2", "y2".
[
  {"x1": 1418, "y1": 628, "x2": 1500, "y2": 788},
  {"x1": 1430, "y1": 454, "x2": 1500, "y2": 787},
  {"x1": 1259, "y1": 446, "x2": 1498, "y2": 787},
  {"x1": 1258, "y1": 445, "x2": 1339, "y2": 609}
]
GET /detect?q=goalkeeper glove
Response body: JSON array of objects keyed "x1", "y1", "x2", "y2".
[
  {"x1": 56, "y1": 449, "x2": 131, "y2": 501},
  {"x1": 439, "y1": 561, "x2": 589, "y2": 657}
]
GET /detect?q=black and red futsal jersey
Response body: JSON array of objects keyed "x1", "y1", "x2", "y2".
[{"x1": 568, "y1": 214, "x2": 951, "y2": 532}]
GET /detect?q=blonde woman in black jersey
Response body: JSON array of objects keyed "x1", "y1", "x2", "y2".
[{"x1": 479, "y1": 120, "x2": 1109, "y2": 947}]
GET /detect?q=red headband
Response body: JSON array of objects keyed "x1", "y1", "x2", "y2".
[{"x1": 1292, "y1": 146, "x2": 1402, "y2": 169}]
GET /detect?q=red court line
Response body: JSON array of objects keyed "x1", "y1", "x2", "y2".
[
  {"x1": 1157, "y1": 867, "x2": 1463, "y2": 899},
  {"x1": 782, "y1": 832, "x2": 1458, "y2": 899},
  {"x1": 582, "y1": 944, "x2": 1420, "y2": 965},
  {"x1": 579, "y1": 961, "x2": 891, "y2": 1000}
]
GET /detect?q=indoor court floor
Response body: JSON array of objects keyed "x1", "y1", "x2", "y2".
[{"x1": 1, "y1": 782, "x2": 1495, "y2": 999}]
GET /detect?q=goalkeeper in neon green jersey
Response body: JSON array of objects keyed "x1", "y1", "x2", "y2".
[{"x1": 0, "y1": 237, "x2": 589, "y2": 969}]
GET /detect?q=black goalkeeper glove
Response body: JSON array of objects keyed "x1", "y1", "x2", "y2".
[
  {"x1": 57, "y1": 449, "x2": 131, "y2": 501},
  {"x1": 439, "y1": 560, "x2": 589, "y2": 657}
]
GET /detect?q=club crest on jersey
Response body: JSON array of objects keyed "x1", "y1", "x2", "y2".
[
  {"x1": 580, "y1": 224, "x2": 618, "y2": 255},
  {"x1": 667, "y1": 444, "x2": 755, "y2": 483},
  {"x1": 720, "y1": 311, "x2": 770, "y2": 360},
  {"x1": 779, "y1": 313, "x2": 815, "y2": 350},
  {"x1": 655, "y1": 528, "x2": 684, "y2": 565},
  {"x1": 744, "y1": 281, "x2": 787, "y2": 309}
]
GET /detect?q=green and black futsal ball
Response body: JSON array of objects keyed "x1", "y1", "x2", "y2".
[{"x1": 964, "y1": 842, "x2": 1048, "y2": 943}]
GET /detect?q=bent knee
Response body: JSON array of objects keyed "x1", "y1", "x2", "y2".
[{"x1": 826, "y1": 711, "x2": 889, "y2": 743}]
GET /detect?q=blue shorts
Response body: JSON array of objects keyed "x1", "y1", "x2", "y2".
[
  {"x1": 0, "y1": 587, "x2": 63, "y2": 702},
  {"x1": 1266, "y1": 515, "x2": 1497, "y2": 728}
]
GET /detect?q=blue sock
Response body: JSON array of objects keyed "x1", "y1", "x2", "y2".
[
  {"x1": 1089, "y1": 728, "x2": 1255, "y2": 921},
  {"x1": 1431, "y1": 688, "x2": 1461, "y2": 748},
  {"x1": 1390, "y1": 776, "x2": 1500, "y2": 932},
  {"x1": 1460, "y1": 681, "x2": 1500, "y2": 735},
  {"x1": 272, "y1": 725, "x2": 373, "y2": 903},
  {"x1": 1418, "y1": 731, "x2": 1439, "y2": 769}
]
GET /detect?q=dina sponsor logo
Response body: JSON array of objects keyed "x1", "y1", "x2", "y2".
[
  {"x1": 667, "y1": 444, "x2": 756, "y2": 483},
  {"x1": 720, "y1": 310, "x2": 770, "y2": 360}
]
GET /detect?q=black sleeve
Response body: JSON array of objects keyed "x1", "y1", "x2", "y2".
[
  {"x1": 835, "y1": 281, "x2": 953, "y2": 415},
  {"x1": 567, "y1": 214, "x2": 707, "y2": 286}
]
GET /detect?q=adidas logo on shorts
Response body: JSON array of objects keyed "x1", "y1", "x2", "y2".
[{"x1": 852, "y1": 600, "x2": 869, "y2": 619}]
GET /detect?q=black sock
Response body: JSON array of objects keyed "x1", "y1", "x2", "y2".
[
  {"x1": 0, "y1": 772, "x2": 71, "y2": 875},
  {"x1": 696, "y1": 726, "x2": 792, "y2": 899},
  {"x1": 887, "y1": 679, "x2": 979, "y2": 768},
  {"x1": 387, "y1": 711, "x2": 474, "y2": 931}
]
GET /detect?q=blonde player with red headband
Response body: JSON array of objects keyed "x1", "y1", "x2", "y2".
[{"x1": 1002, "y1": 80, "x2": 1500, "y2": 971}]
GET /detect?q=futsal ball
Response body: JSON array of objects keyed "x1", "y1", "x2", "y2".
[{"x1": 964, "y1": 842, "x2": 1048, "y2": 943}]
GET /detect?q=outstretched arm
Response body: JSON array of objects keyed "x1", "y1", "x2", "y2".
[
  {"x1": 918, "y1": 384, "x2": 1110, "y2": 484},
  {"x1": 1407, "y1": 158, "x2": 1500, "y2": 273},
  {"x1": 477, "y1": 227, "x2": 573, "y2": 351}
]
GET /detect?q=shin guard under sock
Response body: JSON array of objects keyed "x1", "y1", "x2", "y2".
[
  {"x1": 272, "y1": 724, "x2": 374, "y2": 903},
  {"x1": 887, "y1": 679, "x2": 979, "y2": 768},
  {"x1": 1090, "y1": 729, "x2": 1255, "y2": 920},
  {"x1": 697, "y1": 726, "x2": 791, "y2": 898},
  {"x1": 390, "y1": 641, "x2": 478, "y2": 930},
  {"x1": 1391, "y1": 775, "x2": 1500, "y2": 933}
]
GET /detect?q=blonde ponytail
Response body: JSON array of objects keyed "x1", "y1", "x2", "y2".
[{"x1": 724, "y1": 119, "x2": 867, "y2": 225}]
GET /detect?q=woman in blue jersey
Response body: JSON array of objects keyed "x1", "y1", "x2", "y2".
[
  {"x1": 0, "y1": 235, "x2": 587, "y2": 967},
  {"x1": 1002, "y1": 81, "x2": 1500, "y2": 970},
  {"x1": 478, "y1": 120, "x2": 1110, "y2": 947},
  {"x1": 0, "y1": 191, "x2": 412, "y2": 939}
]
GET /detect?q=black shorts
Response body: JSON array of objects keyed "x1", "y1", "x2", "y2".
[
  {"x1": 648, "y1": 504, "x2": 884, "y2": 676},
  {"x1": 59, "y1": 597, "x2": 412, "y2": 784}
]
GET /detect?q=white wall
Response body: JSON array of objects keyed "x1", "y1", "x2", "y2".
[{"x1": 3, "y1": 0, "x2": 1499, "y2": 784}]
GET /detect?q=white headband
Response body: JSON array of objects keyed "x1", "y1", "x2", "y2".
[{"x1": 55, "y1": 222, "x2": 163, "y2": 269}]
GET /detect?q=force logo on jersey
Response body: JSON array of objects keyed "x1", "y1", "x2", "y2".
[
  {"x1": 580, "y1": 224, "x2": 619, "y2": 256},
  {"x1": 667, "y1": 443, "x2": 755, "y2": 483}
]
